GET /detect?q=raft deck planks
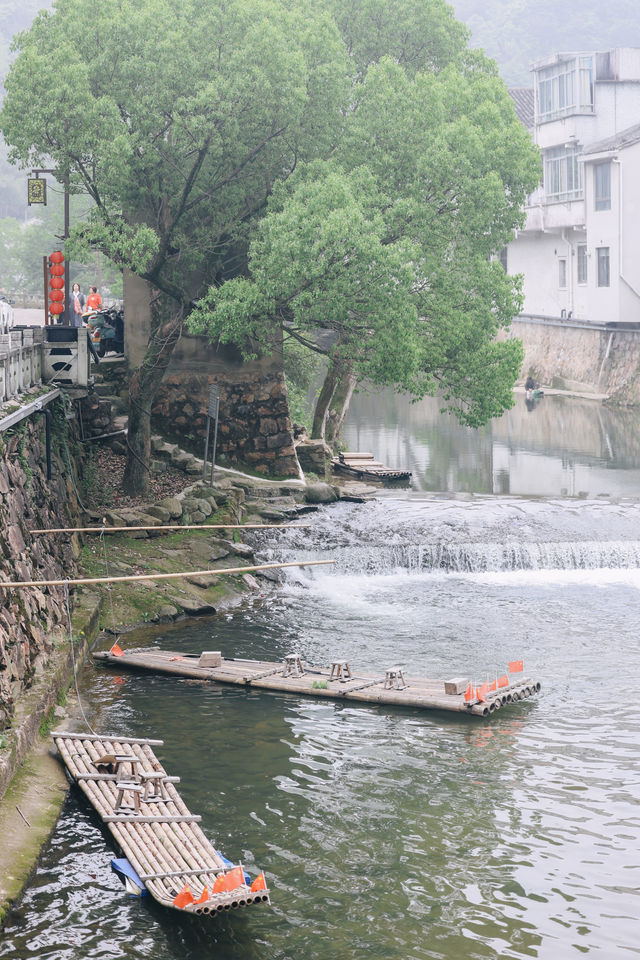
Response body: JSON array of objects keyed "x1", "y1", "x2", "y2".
[
  {"x1": 93, "y1": 650, "x2": 541, "y2": 718},
  {"x1": 331, "y1": 451, "x2": 412, "y2": 483},
  {"x1": 52, "y1": 731, "x2": 270, "y2": 915}
]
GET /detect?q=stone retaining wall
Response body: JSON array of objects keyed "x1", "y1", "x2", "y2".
[
  {"x1": 508, "y1": 317, "x2": 640, "y2": 402},
  {"x1": 0, "y1": 410, "x2": 79, "y2": 730},
  {"x1": 152, "y1": 370, "x2": 299, "y2": 477}
]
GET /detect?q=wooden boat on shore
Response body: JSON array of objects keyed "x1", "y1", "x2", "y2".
[
  {"x1": 331, "y1": 451, "x2": 412, "y2": 483},
  {"x1": 52, "y1": 730, "x2": 270, "y2": 916},
  {"x1": 94, "y1": 649, "x2": 540, "y2": 718}
]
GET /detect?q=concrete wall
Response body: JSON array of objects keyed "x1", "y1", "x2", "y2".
[
  {"x1": 510, "y1": 316, "x2": 640, "y2": 401},
  {"x1": 124, "y1": 272, "x2": 299, "y2": 477}
]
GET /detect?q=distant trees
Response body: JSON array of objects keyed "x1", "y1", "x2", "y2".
[{"x1": 450, "y1": 0, "x2": 640, "y2": 85}]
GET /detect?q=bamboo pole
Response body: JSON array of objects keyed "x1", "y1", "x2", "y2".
[
  {"x1": 30, "y1": 523, "x2": 311, "y2": 534},
  {"x1": 0, "y1": 558, "x2": 335, "y2": 589}
]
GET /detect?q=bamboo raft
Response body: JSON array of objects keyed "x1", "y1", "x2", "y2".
[
  {"x1": 94, "y1": 650, "x2": 540, "y2": 718},
  {"x1": 52, "y1": 730, "x2": 270, "y2": 916},
  {"x1": 331, "y1": 451, "x2": 412, "y2": 483}
]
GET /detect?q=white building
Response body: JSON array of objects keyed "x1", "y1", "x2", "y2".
[{"x1": 507, "y1": 48, "x2": 640, "y2": 325}]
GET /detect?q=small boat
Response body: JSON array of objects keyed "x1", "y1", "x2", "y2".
[
  {"x1": 331, "y1": 451, "x2": 411, "y2": 483},
  {"x1": 52, "y1": 730, "x2": 270, "y2": 916}
]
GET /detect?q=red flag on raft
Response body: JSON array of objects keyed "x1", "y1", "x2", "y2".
[
  {"x1": 476, "y1": 682, "x2": 489, "y2": 702},
  {"x1": 212, "y1": 874, "x2": 226, "y2": 894},
  {"x1": 220, "y1": 866, "x2": 245, "y2": 892},
  {"x1": 110, "y1": 642, "x2": 123, "y2": 657},
  {"x1": 194, "y1": 886, "x2": 209, "y2": 905},
  {"x1": 488, "y1": 679, "x2": 497, "y2": 693},
  {"x1": 463, "y1": 683, "x2": 475, "y2": 703},
  {"x1": 498, "y1": 674, "x2": 509, "y2": 688},
  {"x1": 251, "y1": 872, "x2": 267, "y2": 893},
  {"x1": 173, "y1": 884, "x2": 194, "y2": 908},
  {"x1": 509, "y1": 660, "x2": 524, "y2": 673}
]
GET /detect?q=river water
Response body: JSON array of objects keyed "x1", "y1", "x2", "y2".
[{"x1": 2, "y1": 392, "x2": 640, "y2": 960}]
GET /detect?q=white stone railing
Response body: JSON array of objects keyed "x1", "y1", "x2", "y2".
[
  {"x1": 0, "y1": 328, "x2": 45, "y2": 403},
  {"x1": 0, "y1": 326, "x2": 90, "y2": 404}
]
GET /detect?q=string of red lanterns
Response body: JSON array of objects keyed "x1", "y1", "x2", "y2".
[{"x1": 48, "y1": 251, "x2": 65, "y2": 317}]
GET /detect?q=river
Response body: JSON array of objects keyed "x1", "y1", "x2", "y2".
[{"x1": 2, "y1": 391, "x2": 640, "y2": 960}]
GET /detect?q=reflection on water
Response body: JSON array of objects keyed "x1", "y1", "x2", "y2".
[{"x1": 342, "y1": 389, "x2": 640, "y2": 497}]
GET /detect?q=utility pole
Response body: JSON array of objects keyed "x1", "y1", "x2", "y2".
[{"x1": 29, "y1": 151, "x2": 70, "y2": 323}]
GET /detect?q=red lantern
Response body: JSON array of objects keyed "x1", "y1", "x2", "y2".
[
  {"x1": 49, "y1": 250, "x2": 65, "y2": 264},
  {"x1": 49, "y1": 302, "x2": 65, "y2": 316},
  {"x1": 49, "y1": 263, "x2": 65, "y2": 277},
  {"x1": 50, "y1": 289, "x2": 64, "y2": 302},
  {"x1": 49, "y1": 277, "x2": 64, "y2": 290}
]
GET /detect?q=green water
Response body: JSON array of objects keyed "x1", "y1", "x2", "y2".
[{"x1": 2, "y1": 546, "x2": 640, "y2": 959}]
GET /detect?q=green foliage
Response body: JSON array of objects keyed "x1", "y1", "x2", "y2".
[
  {"x1": 312, "y1": 680, "x2": 329, "y2": 689},
  {"x1": 189, "y1": 18, "x2": 540, "y2": 428}
]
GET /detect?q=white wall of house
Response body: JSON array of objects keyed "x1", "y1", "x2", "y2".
[{"x1": 507, "y1": 48, "x2": 640, "y2": 326}]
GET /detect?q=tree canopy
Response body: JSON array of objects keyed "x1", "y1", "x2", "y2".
[{"x1": 1, "y1": 0, "x2": 540, "y2": 485}]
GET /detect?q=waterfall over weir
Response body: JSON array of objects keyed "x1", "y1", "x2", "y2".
[
  {"x1": 320, "y1": 540, "x2": 640, "y2": 574},
  {"x1": 253, "y1": 497, "x2": 640, "y2": 576}
]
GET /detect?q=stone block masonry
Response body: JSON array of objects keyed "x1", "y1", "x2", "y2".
[
  {"x1": 0, "y1": 414, "x2": 79, "y2": 730},
  {"x1": 508, "y1": 316, "x2": 640, "y2": 403},
  {"x1": 151, "y1": 370, "x2": 299, "y2": 478}
]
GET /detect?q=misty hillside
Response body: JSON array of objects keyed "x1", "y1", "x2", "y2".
[{"x1": 450, "y1": 0, "x2": 640, "y2": 85}]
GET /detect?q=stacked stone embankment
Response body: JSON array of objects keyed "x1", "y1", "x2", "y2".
[{"x1": 151, "y1": 370, "x2": 299, "y2": 477}]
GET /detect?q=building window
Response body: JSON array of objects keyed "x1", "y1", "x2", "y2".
[
  {"x1": 597, "y1": 247, "x2": 610, "y2": 287},
  {"x1": 499, "y1": 247, "x2": 508, "y2": 272},
  {"x1": 558, "y1": 258, "x2": 567, "y2": 289},
  {"x1": 544, "y1": 146, "x2": 583, "y2": 202},
  {"x1": 577, "y1": 245, "x2": 587, "y2": 284},
  {"x1": 594, "y1": 163, "x2": 611, "y2": 211},
  {"x1": 536, "y1": 55, "x2": 594, "y2": 123}
]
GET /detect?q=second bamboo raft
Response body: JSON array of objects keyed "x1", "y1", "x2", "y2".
[
  {"x1": 94, "y1": 650, "x2": 541, "y2": 718},
  {"x1": 52, "y1": 731, "x2": 270, "y2": 915}
]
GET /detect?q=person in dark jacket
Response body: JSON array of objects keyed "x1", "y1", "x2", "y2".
[{"x1": 69, "y1": 282, "x2": 85, "y2": 326}]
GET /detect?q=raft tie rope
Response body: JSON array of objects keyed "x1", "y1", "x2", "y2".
[{"x1": 64, "y1": 579, "x2": 96, "y2": 735}]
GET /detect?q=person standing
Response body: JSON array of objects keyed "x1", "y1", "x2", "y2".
[
  {"x1": 69, "y1": 282, "x2": 85, "y2": 326},
  {"x1": 86, "y1": 285, "x2": 102, "y2": 312}
]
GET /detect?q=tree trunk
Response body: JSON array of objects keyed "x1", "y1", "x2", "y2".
[
  {"x1": 311, "y1": 356, "x2": 343, "y2": 440},
  {"x1": 122, "y1": 289, "x2": 183, "y2": 496},
  {"x1": 325, "y1": 368, "x2": 357, "y2": 445}
]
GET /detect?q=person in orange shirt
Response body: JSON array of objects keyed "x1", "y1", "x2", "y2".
[{"x1": 85, "y1": 286, "x2": 102, "y2": 311}]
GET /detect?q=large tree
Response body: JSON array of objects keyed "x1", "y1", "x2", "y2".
[
  {"x1": 190, "y1": 50, "x2": 540, "y2": 435},
  {"x1": 1, "y1": 0, "x2": 539, "y2": 485},
  {"x1": 1, "y1": 0, "x2": 348, "y2": 492}
]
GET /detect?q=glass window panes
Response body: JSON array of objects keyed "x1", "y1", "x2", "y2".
[
  {"x1": 597, "y1": 247, "x2": 610, "y2": 287},
  {"x1": 543, "y1": 146, "x2": 583, "y2": 202},
  {"x1": 536, "y1": 55, "x2": 594, "y2": 122},
  {"x1": 595, "y1": 163, "x2": 611, "y2": 211},
  {"x1": 577, "y1": 245, "x2": 587, "y2": 284},
  {"x1": 559, "y1": 258, "x2": 567, "y2": 289}
]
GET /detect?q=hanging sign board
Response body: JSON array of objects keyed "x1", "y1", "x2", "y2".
[{"x1": 27, "y1": 177, "x2": 47, "y2": 206}]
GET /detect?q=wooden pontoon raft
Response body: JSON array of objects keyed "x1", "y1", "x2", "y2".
[
  {"x1": 52, "y1": 731, "x2": 270, "y2": 915},
  {"x1": 331, "y1": 451, "x2": 412, "y2": 483},
  {"x1": 94, "y1": 650, "x2": 540, "y2": 718}
]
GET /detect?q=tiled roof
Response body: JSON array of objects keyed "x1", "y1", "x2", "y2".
[
  {"x1": 582, "y1": 121, "x2": 640, "y2": 156},
  {"x1": 508, "y1": 88, "x2": 534, "y2": 130}
]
